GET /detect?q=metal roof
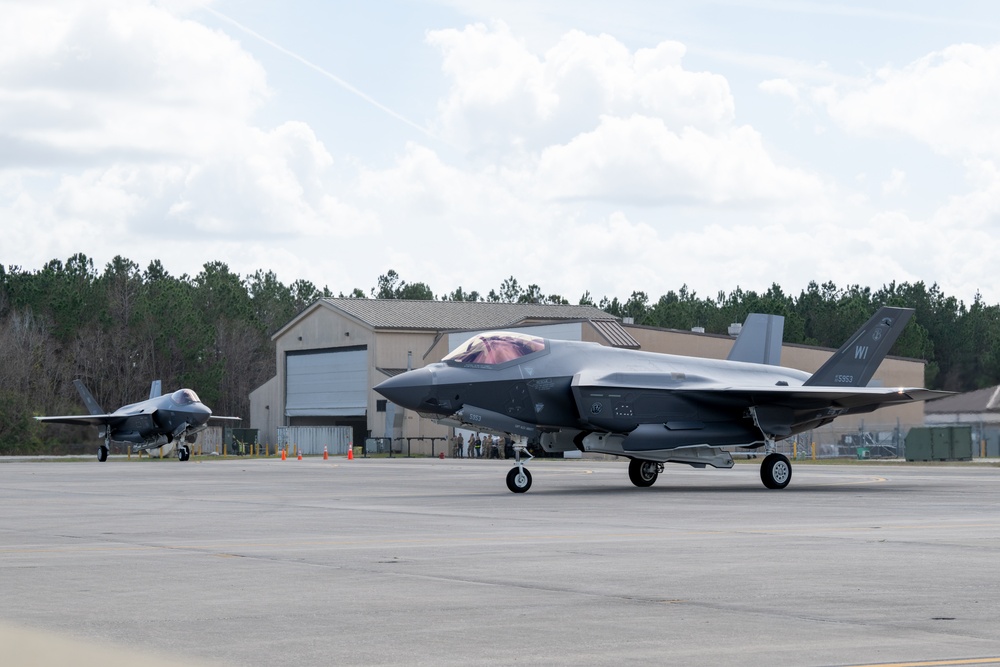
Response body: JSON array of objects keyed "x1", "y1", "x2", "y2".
[
  {"x1": 322, "y1": 298, "x2": 617, "y2": 331},
  {"x1": 592, "y1": 319, "x2": 640, "y2": 348}
]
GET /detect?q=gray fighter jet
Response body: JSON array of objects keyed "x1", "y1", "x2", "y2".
[
  {"x1": 36, "y1": 380, "x2": 240, "y2": 461},
  {"x1": 376, "y1": 307, "x2": 946, "y2": 493}
]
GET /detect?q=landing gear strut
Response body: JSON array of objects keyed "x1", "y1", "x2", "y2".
[{"x1": 505, "y1": 445, "x2": 533, "y2": 493}]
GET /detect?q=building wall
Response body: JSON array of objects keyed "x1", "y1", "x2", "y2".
[
  {"x1": 258, "y1": 301, "x2": 375, "y2": 443},
  {"x1": 249, "y1": 375, "x2": 281, "y2": 448},
  {"x1": 370, "y1": 330, "x2": 448, "y2": 452},
  {"x1": 626, "y1": 326, "x2": 735, "y2": 358}
]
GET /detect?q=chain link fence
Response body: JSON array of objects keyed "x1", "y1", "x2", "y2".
[{"x1": 737, "y1": 422, "x2": 999, "y2": 460}]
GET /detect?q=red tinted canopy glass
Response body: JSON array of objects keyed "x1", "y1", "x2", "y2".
[{"x1": 444, "y1": 332, "x2": 546, "y2": 366}]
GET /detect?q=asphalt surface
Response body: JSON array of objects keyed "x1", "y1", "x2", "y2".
[{"x1": 2, "y1": 456, "x2": 1000, "y2": 667}]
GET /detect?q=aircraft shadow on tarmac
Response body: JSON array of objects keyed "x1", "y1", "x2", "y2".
[{"x1": 483, "y1": 476, "x2": 909, "y2": 496}]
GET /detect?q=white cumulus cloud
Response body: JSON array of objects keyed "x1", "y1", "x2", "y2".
[{"x1": 818, "y1": 43, "x2": 1000, "y2": 159}]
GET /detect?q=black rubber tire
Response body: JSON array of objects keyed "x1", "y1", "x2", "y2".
[
  {"x1": 760, "y1": 453, "x2": 792, "y2": 489},
  {"x1": 97, "y1": 446, "x2": 109, "y2": 462},
  {"x1": 506, "y1": 467, "x2": 532, "y2": 493},
  {"x1": 179, "y1": 446, "x2": 190, "y2": 461},
  {"x1": 628, "y1": 459, "x2": 659, "y2": 487}
]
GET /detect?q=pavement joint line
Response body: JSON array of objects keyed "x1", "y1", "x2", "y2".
[
  {"x1": 4, "y1": 519, "x2": 1000, "y2": 555},
  {"x1": 836, "y1": 658, "x2": 1000, "y2": 667}
]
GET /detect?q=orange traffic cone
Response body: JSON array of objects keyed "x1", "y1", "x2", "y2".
[
  {"x1": 347, "y1": 445, "x2": 354, "y2": 461},
  {"x1": 323, "y1": 445, "x2": 329, "y2": 460},
  {"x1": 281, "y1": 449, "x2": 286, "y2": 461},
  {"x1": 297, "y1": 449, "x2": 303, "y2": 461}
]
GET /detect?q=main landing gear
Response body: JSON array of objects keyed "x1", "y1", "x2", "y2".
[
  {"x1": 96, "y1": 432, "x2": 110, "y2": 462},
  {"x1": 501, "y1": 449, "x2": 793, "y2": 492},
  {"x1": 626, "y1": 453, "x2": 792, "y2": 490},
  {"x1": 628, "y1": 459, "x2": 662, "y2": 487},
  {"x1": 760, "y1": 452, "x2": 792, "y2": 489}
]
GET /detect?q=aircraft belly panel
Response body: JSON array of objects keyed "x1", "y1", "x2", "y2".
[
  {"x1": 115, "y1": 414, "x2": 155, "y2": 439},
  {"x1": 621, "y1": 422, "x2": 764, "y2": 451},
  {"x1": 110, "y1": 430, "x2": 145, "y2": 444}
]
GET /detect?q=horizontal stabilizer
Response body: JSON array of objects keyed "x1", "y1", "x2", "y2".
[
  {"x1": 710, "y1": 385, "x2": 950, "y2": 411},
  {"x1": 35, "y1": 414, "x2": 119, "y2": 426}
]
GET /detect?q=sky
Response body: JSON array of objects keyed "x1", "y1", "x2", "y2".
[{"x1": 4, "y1": 0, "x2": 1000, "y2": 306}]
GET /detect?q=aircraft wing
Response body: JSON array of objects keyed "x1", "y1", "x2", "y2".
[
  {"x1": 34, "y1": 414, "x2": 124, "y2": 426},
  {"x1": 705, "y1": 385, "x2": 950, "y2": 410},
  {"x1": 572, "y1": 370, "x2": 951, "y2": 416},
  {"x1": 209, "y1": 416, "x2": 242, "y2": 422}
]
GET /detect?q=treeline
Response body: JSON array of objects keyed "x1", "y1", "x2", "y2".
[
  {"x1": 588, "y1": 281, "x2": 998, "y2": 392},
  {"x1": 0, "y1": 254, "x2": 326, "y2": 452},
  {"x1": 2, "y1": 255, "x2": 999, "y2": 452},
  {"x1": 420, "y1": 271, "x2": 1000, "y2": 393}
]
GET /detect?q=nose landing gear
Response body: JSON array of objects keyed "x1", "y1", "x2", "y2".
[{"x1": 505, "y1": 445, "x2": 534, "y2": 493}]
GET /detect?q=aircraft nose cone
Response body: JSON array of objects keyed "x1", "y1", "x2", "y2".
[
  {"x1": 192, "y1": 403, "x2": 211, "y2": 424},
  {"x1": 375, "y1": 367, "x2": 435, "y2": 411}
]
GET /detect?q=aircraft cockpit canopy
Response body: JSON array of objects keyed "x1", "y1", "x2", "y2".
[
  {"x1": 171, "y1": 388, "x2": 201, "y2": 405},
  {"x1": 444, "y1": 331, "x2": 547, "y2": 366}
]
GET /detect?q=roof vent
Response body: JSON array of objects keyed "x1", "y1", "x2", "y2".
[
  {"x1": 728, "y1": 323, "x2": 742, "y2": 337},
  {"x1": 622, "y1": 317, "x2": 634, "y2": 325},
  {"x1": 691, "y1": 326, "x2": 705, "y2": 334}
]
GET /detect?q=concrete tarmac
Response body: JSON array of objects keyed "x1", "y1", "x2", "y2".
[{"x1": 2, "y1": 456, "x2": 1000, "y2": 667}]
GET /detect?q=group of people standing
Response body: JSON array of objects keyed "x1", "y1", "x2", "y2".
[{"x1": 451, "y1": 432, "x2": 511, "y2": 459}]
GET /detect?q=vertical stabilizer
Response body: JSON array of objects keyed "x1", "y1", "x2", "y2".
[
  {"x1": 72, "y1": 379, "x2": 105, "y2": 416},
  {"x1": 149, "y1": 380, "x2": 162, "y2": 400},
  {"x1": 803, "y1": 307, "x2": 914, "y2": 387},
  {"x1": 727, "y1": 314, "x2": 784, "y2": 365}
]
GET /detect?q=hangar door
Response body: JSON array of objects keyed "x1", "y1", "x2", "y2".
[{"x1": 285, "y1": 346, "x2": 368, "y2": 417}]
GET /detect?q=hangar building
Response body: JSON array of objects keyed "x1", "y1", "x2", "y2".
[
  {"x1": 249, "y1": 298, "x2": 928, "y2": 456},
  {"x1": 924, "y1": 385, "x2": 1000, "y2": 456}
]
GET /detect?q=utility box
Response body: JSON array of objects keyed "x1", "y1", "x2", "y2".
[
  {"x1": 365, "y1": 437, "x2": 392, "y2": 454},
  {"x1": 905, "y1": 426, "x2": 973, "y2": 461}
]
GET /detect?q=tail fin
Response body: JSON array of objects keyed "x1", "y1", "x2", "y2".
[
  {"x1": 803, "y1": 307, "x2": 914, "y2": 387},
  {"x1": 149, "y1": 380, "x2": 162, "y2": 400},
  {"x1": 72, "y1": 379, "x2": 105, "y2": 415},
  {"x1": 727, "y1": 313, "x2": 784, "y2": 365}
]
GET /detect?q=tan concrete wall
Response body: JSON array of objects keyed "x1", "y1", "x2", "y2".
[
  {"x1": 249, "y1": 375, "x2": 281, "y2": 448},
  {"x1": 370, "y1": 330, "x2": 449, "y2": 452},
  {"x1": 627, "y1": 327, "x2": 735, "y2": 359}
]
